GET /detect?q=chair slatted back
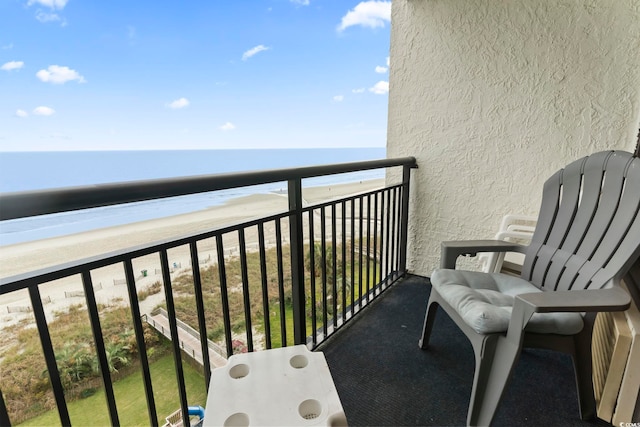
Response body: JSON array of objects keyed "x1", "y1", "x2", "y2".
[{"x1": 521, "y1": 151, "x2": 640, "y2": 292}]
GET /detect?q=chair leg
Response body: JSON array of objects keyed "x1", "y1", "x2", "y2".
[
  {"x1": 419, "y1": 291, "x2": 441, "y2": 349},
  {"x1": 467, "y1": 335, "x2": 521, "y2": 427},
  {"x1": 572, "y1": 352, "x2": 596, "y2": 420},
  {"x1": 572, "y1": 320, "x2": 596, "y2": 420}
]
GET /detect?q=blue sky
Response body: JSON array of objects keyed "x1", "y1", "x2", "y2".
[{"x1": 0, "y1": 0, "x2": 391, "y2": 151}]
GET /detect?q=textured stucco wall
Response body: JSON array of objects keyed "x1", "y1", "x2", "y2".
[{"x1": 387, "y1": 0, "x2": 640, "y2": 276}]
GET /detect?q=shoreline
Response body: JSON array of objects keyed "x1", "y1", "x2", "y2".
[{"x1": 0, "y1": 179, "x2": 384, "y2": 329}]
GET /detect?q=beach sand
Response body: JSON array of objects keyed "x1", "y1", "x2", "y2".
[{"x1": 0, "y1": 179, "x2": 384, "y2": 328}]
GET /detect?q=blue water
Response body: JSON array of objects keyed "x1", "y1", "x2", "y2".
[{"x1": 0, "y1": 148, "x2": 386, "y2": 245}]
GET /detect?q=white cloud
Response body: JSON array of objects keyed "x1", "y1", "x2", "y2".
[
  {"x1": 369, "y1": 81, "x2": 389, "y2": 95},
  {"x1": 220, "y1": 122, "x2": 236, "y2": 131},
  {"x1": 290, "y1": 0, "x2": 310, "y2": 5},
  {"x1": 1, "y1": 61, "x2": 24, "y2": 71},
  {"x1": 352, "y1": 88, "x2": 365, "y2": 94},
  {"x1": 386, "y1": 56, "x2": 390, "y2": 67},
  {"x1": 166, "y1": 97, "x2": 190, "y2": 109},
  {"x1": 242, "y1": 45, "x2": 270, "y2": 61},
  {"x1": 27, "y1": 0, "x2": 68, "y2": 10},
  {"x1": 15, "y1": 109, "x2": 28, "y2": 118},
  {"x1": 35, "y1": 10, "x2": 63, "y2": 23},
  {"x1": 2, "y1": 43, "x2": 14, "y2": 50},
  {"x1": 28, "y1": 0, "x2": 68, "y2": 25},
  {"x1": 333, "y1": 95, "x2": 344, "y2": 102},
  {"x1": 375, "y1": 65, "x2": 388, "y2": 73},
  {"x1": 36, "y1": 65, "x2": 85, "y2": 84},
  {"x1": 33, "y1": 106, "x2": 55, "y2": 116},
  {"x1": 337, "y1": 1, "x2": 391, "y2": 32}
]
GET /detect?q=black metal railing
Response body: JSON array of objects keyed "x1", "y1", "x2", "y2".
[{"x1": 0, "y1": 157, "x2": 417, "y2": 427}]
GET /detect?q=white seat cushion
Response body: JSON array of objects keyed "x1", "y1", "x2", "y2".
[{"x1": 431, "y1": 269, "x2": 584, "y2": 335}]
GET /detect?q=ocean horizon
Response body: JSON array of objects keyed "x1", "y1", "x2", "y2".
[{"x1": 0, "y1": 147, "x2": 386, "y2": 245}]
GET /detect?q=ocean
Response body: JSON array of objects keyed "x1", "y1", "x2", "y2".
[{"x1": 0, "y1": 148, "x2": 386, "y2": 246}]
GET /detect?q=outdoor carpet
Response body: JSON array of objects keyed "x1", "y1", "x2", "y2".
[{"x1": 320, "y1": 274, "x2": 611, "y2": 427}]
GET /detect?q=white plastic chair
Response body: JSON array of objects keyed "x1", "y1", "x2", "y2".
[{"x1": 478, "y1": 215, "x2": 536, "y2": 274}]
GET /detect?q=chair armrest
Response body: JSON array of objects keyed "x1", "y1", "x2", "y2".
[
  {"x1": 515, "y1": 286, "x2": 631, "y2": 313},
  {"x1": 440, "y1": 240, "x2": 528, "y2": 269},
  {"x1": 506, "y1": 284, "x2": 631, "y2": 343}
]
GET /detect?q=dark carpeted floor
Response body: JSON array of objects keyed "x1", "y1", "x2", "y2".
[{"x1": 319, "y1": 274, "x2": 611, "y2": 427}]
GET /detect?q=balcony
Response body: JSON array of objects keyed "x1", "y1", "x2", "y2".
[{"x1": 0, "y1": 158, "x2": 609, "y2": 426}]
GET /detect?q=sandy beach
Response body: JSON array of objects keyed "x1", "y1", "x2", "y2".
[{"x1": 0, "y1": 179, "x2": 384, "y2": 328}]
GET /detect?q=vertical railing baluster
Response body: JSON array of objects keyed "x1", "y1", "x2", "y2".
[
  {"x1": 30, "y1": 285, "x2": 71, "y2": 426},
  {"x1": 0, "y1": 389, "x2": 9, "y2": 427},
  {"x1": 358, "y1": 197, "x2": 363, "y2": 308},
  {"x1": 309, "y1": 209, "x2": 317, "y2": 344},
  {"x1": 350, "y1": 198, "x2": 355, "y2": 312},
  {"x1": 331, "y1": 203, "x2": 337, "y2": 328},
  {"x1": 189, "y1": 242, "x2": 211, "y2": 388},
  {"x1": 388, "y1": 189, "x2": 395, "y2": 277},
  {"x1": 385, "y1": 189, "x2": 393, "y2": 282},
  {"x1": 216, "y1": 235, "x2": 233, "y2": 357},
  {"x1": 365, "y1": 194, "x2": 371, "y2": 300},
  {"x1": 391, "y1": 187, "x2": 400, "y2": 279},
  {"x1": 398, "y1": 187, "x2": 403, "y2": 272},
  {"x1": 320, "y1": 206, "x2": 328, "y2": 337},
  {"x1": 238, "y1": 229, "x2": 254, "y2": 352},
  {"x1": 372, "y1": 193, "x2": 379, "y2": 294},
  {"x1": 159, "y1": 249, "x2": 190, "y2": 427},
  {"x1": 258, "y1": 223, "x2": 272, "y2": 349},
  {"x1": 82, "y1": 271, "x2": 119, "y2": 427},
  {"x1": 287, "y1": 177, "x2": 306, "y2": 345},
  {"x1": 124, "y1": 259, "x2": 158, "y2": 426},
  {"x1": 275, "y1": 219, "x2": 287, "y2": 346},
  {"x1": 379, "y1": 190, "x2": 386, "y2": 284},
  {"x1": 341, "y1": 201, "x2": 347, "y2": 322}
]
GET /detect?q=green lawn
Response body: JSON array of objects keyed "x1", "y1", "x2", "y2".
[{"x1": 20, "y1": 354, "x2": 207, "y2": 427}]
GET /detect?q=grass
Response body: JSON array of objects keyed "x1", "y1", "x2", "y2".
[{"x1": 19, "y1": 353, "x2": 207, "y2": 427}]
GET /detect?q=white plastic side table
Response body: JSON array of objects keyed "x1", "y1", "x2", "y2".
[{"x1": 203, "y1": 345, "x2": 347, "y2": 426}]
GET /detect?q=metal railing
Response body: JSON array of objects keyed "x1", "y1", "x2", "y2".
[{"x1": 0, "y1": 157, "x2": 417, "y2": 427}]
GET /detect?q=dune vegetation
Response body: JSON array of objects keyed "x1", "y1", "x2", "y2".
[{"x1": 2, "y1": 238, "x2": 378, "y2": 425}]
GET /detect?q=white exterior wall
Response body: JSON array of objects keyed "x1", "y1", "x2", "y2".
[{"x1": 387, "y1": 0, "x2": 640, "y2": 276}]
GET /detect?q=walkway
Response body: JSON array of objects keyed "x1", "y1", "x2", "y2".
[{"x1": 145, "y1": 310, "x2": 228, "y2": 369}]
